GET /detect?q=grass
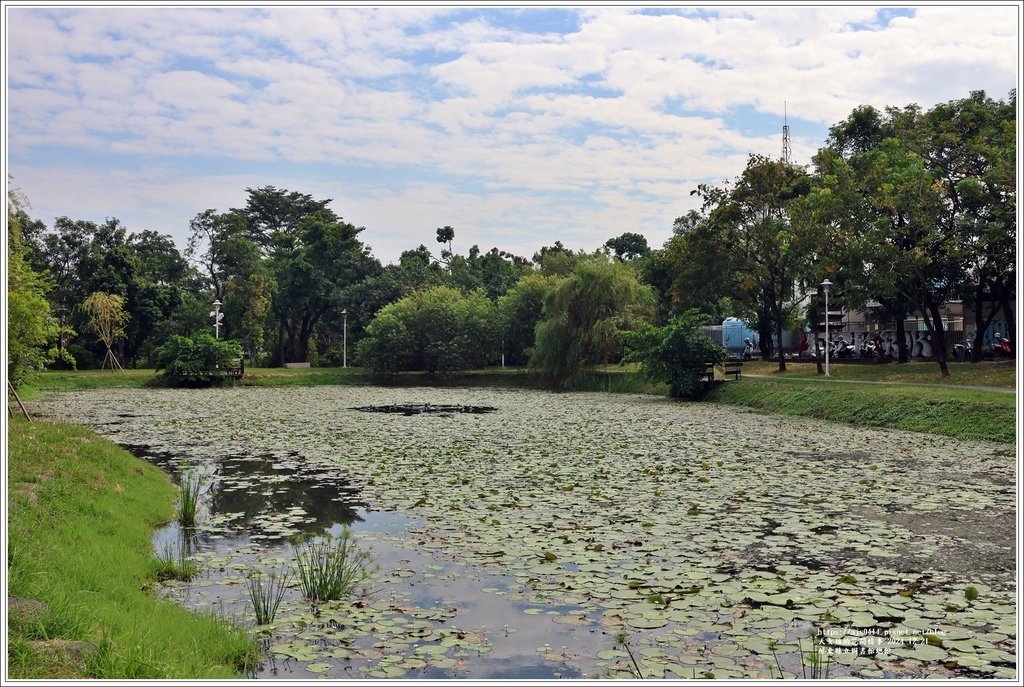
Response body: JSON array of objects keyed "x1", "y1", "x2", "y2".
[
  {"x1": 294, "y1": 528, "x2": 375, "y2": 603},
  {"x1": 6, "y1": 419, "x2": 258, "y2": 679},
  {"x1": 739, "y1": 358, "x2": 1016, "y2": 388},
  {"x1": 153, "y1": 538, "x2": 199, "y2": 583},
  {"x1": 709, "y1": 375, "x2": 1016, "y2": 443}
]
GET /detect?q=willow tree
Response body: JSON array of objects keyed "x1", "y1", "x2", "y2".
[
  {"x1": 80, "y1": 292, "x2": 129, "y2": 371},
  {"x1": 530, "y1": 256, "x2": 656, "y2": 386}
]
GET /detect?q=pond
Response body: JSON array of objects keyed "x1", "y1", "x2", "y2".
[{"x1": 31, "y1": 386, "x2": 1017, "y2": 679}]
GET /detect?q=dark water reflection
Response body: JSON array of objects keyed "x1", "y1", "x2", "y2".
[
  {"x1": 127, "y1": 445, "x2": 365, "y2": 540},
  {"x1": 137, "y1": 445, "x2": 596, "y2": 680}
]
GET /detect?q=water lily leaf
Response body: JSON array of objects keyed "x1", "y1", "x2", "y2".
[
  {"x1": 627, "y1": 616, "x2": 668, "y2": 629},
  {"x1": 305, "y1": 662, "x2": 332, "y2": 674}
]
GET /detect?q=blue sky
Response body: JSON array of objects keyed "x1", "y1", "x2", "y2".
[{"x1": 4, "y1": 3, "x2": 1019, "y2": 264}]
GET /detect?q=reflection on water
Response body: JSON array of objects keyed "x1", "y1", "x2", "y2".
[
  {"x1": 128, "y1": 445, "x2": 365, "y2": 541},
  {"x1": 139, "y1": 445, "x2": 596, "y2": 680}
]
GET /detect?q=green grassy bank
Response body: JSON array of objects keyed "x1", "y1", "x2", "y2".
[
  {"x1": 6, "y1": 420, "x2": 257, "y2": 679},
  {"x1": 709, "y1": 376, "x2": 1016, "y2": 444}
]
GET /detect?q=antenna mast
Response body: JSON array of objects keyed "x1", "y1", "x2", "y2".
[{"x1": 782, "y1": 101, "x2": 791, "y2": 164}]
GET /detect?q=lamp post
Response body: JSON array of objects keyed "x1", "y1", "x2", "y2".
[
  {"x1": 341, "y1": 309, "x2": 348, "y2": 368},
  {"x1": 211, "y1": 299, "x2": 223, "y2": 339},
  {"x1": 821, "y1": 280, "x2": 832, "y2": 377}
]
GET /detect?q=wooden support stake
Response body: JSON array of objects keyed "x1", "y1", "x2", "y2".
[{"x1": 7, "y1": 379, "x2": 32, "y2": 422}]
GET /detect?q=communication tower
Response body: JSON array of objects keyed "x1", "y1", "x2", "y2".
[{"x1": 782, "y1": 101, "x2": 792, "y2": 164}]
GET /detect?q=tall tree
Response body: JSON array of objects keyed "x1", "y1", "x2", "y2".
[
  {"x1": 694, "y1": 155, "x2": 811, "y2": 371},
  {"x1": 823, "y1": 93, "x2": 1013, "y2": 375},
  {"x1": 267, "y1": 209, "x2": 371, "y2": 364},
  {"x1": 919, "y1": 90, "x2": 1016, "y2": 360},
  {"x1": 604, "y1": 232, "x2": 651, "y2": 260},
  {"x1": 7, "y1": 188, "x2": 56, "y2": 388}
]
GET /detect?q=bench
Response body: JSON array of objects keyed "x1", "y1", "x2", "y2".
[
  {"x1": 700, "y1": 360, "x2": 743, "y2": 383},
  {"x1": 174, "y1": 358, "x2": 244, "y2": 379}
]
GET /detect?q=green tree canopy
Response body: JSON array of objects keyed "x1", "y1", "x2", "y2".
[
  {"x1": 356, "y1": 286, "x2": 496, "y2": 373},
  {"x1": 7, "y1": 188, "x2": 56, "y2": 388},
  {"x1": 624, "y1": 310, "x2": 726, "y2": 399},
  {"x1": 530, "y1": 256, "x2": 656, "y2": 386}
]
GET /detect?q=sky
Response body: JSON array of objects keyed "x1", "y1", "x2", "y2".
[{"x1": 4, "y1": 2, "x2": 1020, "y2": 265}]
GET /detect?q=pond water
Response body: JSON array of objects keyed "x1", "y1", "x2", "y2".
[{"x1": 31, "y1": 386, "x2": 1017, "y2": 680}]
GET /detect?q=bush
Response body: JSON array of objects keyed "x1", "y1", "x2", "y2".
[
  {"x1": 155, "y1": 334, "x2": 243, "y2": 386},
  {"x1": 625, "y1": 310, "x2": 725, "y2": 399},
  {"x1": 356, "y1": 287, "x2": 496, "y2": 373}
]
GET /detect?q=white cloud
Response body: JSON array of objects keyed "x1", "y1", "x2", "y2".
[{"x1": 5, "y1": 5, "x2": 1018, "y2": 263}]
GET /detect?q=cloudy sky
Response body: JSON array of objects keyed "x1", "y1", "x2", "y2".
[{"x1": 4, "y1": 3, "x2": 1019, "y2": 264}]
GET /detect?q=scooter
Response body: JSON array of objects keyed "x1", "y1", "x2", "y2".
[
  {"x1": 742, "y1": 338, "x2": 758, "y2": 361},
  {"x1": 833, "y1": 336, "x2": 857, "y2": 359},
  {"x1": 954, "y1": 335, "x2": 974, "y2": 360},
  {"x1": 991, "y1": 333, "x2": 1012, "y2": 358},
  {"x1": 859, "y1": 340, "x2": 876, "y2": 359}
]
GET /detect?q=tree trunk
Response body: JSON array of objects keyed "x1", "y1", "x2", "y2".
[
  {"x1": 275, "y1": 319, "x2": 285, "y2": 367},
  {"x1": 775, "y1": 317, "x2": 786, "y2": 372},
  {"x1": 924, "y1": 299, "x2": 950, "y2": 378},
  {"x1": 895, "y1": 317, "x2": 909, "y2": 363},
  {"x1": 757, "y1": 315, "x2": 773, "y2": 361},
  {"x1": 971, "y1": 287, "x2": 1000, "y2": 363},
  {"x1": 811, "y1": 321, "x2": 823, "y2": 375},
  {"x1": 999, "y1": 285, "x2": 1015, "y2": 352}
]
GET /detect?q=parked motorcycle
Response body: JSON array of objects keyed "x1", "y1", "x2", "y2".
[
  {"x1": 954, "y1": 335, "x2": 974, "y2": 360},
  {"x1": 991, "y1": 333, "x2": 1012, "y2": 358},
  {"x1": 742, "y1": 338, "x2": 758, "y2": 361},
  {"x1": 833, "y1": 335, "x2": 857, "y2": 359},
  {"x1": 859, "y1": 340, "x2": 876, "y2": 359}
]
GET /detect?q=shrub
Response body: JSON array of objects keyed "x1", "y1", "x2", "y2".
[
  {"x1": 356, "y1": 287, "x2": 496, "y2": 373},
  {"x1": 624, "y1": 309, "x2": 725, "y2": 399},
  {"x1": 155, "y1": 333, "x2": 243, "y2": 386}
]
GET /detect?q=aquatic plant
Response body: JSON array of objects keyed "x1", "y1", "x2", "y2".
[
  {"x1": 614, "y1": 632, "x2": 644, "y2": 679},
  {"x1": 245, "y1": 569, "x2": 290, "y2": 625},
  {"x1": 154, "y1": 542, "x2": 198, "y2": 582},
  {"x1": 798, "y1": 631, "x2": 832, "y2": 680},
  {"x1": 176, "y1": 471, "x2": 205, "y2": 528},
  {"x1": 294, "y1": 528, "x2": 374, "y2": 603}
]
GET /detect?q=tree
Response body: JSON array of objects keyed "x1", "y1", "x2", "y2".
[
  {"x1": 531, "y1": 256, "x2": 656, "y2": 386},
  {"x1": 693, "y1": 155, "x2": 811, "y2": 371},
  {"x1": 79, "y1": 292, "x2": 129, "y2": 371},
  {"x1": 919, "y1": 91, "x2": 1016, "y2": 361},
  {"x1": 435, "y1": 225, "x2": 455, "y2": 265},
  {"x1": 155, "y1": 333, "x2": 243, "y2": 386},
  {"x1": 234, "y1": 186, "x2": 333, "y2": 247},
  {"x1": 356, "y1": 286, "x2": 497, "y2": 373},
  {"x1": 7, "y1": 187, "x2": 57, "y2": 388},
  {"x1": 624, "y1": 310, "x2": 726, "y2": 399},
  {"x1": 496, "y1": 273, "x2": 562, "y2": 365},
  {"x1": 533, "y1": 241, "x2": 583, "y2": 276},
  {"x1": 267, "y1": 209, "x2": 372, "y2": 364},
  {"x1": 604, "y1": 232, "x2": 651, "y2": 260},
  {"x1": 821, "y1": 94, "x2": 1013, "y2": 376},
  {"x1": 661, "y1": 210, "x2": 743, "y2": 322}
]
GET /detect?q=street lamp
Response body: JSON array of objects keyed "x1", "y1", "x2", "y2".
[
  {"x1": 821, "y1": 280, "x2": 832, "y2": 377},
  {"x1": 341, "y1": 309, "x2": 348, "y2": 368},
  {"x1": 210, "y1": 299, "x2": 223, "y2": 339}
]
